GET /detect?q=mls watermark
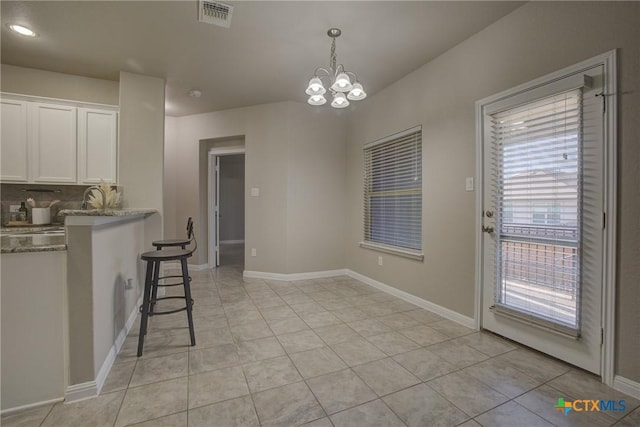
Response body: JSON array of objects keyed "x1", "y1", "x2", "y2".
[{"x1": 555, "y1": 398, "x2": 626, "y2": 415}]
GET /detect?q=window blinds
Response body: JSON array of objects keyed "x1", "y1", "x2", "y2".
[
  {"x1": 491, "y1": 90, "x2": 582, "y2": 332},
  {"x1": 364, "y1": 127, "x2": 422, "y2": 251}
]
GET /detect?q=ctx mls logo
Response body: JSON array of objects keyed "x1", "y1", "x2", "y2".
[{"x1": 554, "y1": 398, "x2": 626, "y2": 415}]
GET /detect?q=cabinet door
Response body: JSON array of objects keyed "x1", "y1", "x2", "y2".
[
  {"x1": 0, "y1": 99, "x2": 29, "y2": 182},
  {"x1": 30, "y1": 103, "x2": 77, "y2": 183},
  {"x1": 78, "y1": 108, "x2": 117, "y2": 184}
]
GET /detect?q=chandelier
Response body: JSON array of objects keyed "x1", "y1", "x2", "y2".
[{"x1": 305, "y1": 28, "x2": 367, "y2": 108}]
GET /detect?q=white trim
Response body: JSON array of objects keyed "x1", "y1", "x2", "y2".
[
  {"x1": 474, "y1": 96, "x2": 484, "y2": 330},
  {"x1": 613, "y1": 376, "x2": 640, "y2": 400},
  {"x1": 0, "y1": 92, "x2": 119, "y2": 110},
  {"x1": 188, "y1": 263, "x2": 211, "y2": 271},
  {"x1": 207, "y1": 146, "x2": 245, "y2": 269},
  {"x1": 347, "y1": 270, "x2": 475, "y2": 329},
  {"x1": 0, "y1": 397, "x2": 64, "y2": 416},
  {"x1": 359, "y1": 241, "x2": 424, "y2": 261},
  {"x1": 164, "y1": 262, "x2": 211, "y2": 271},
  {"x1": 64, "y1": 381, "x2": 98, "y2": 403},
  {"x1": 243, "y1": 269, "x2": 349, "y2": 281},
  {"x1": 601, "y1": 50, "x2": 618, "y2": 387},
  {"x1": 207, "y1": 147, "x2": 246, "y2": 156},
  {"x1": 220, "y1": 239, "x2": 245, "y2": 244},
  {"x1": 65, "y1": 295, "x2": 142, "y2": 403},
  {"x1": 474, "y1": 50, "x2": 618, "y2": 385},
  {"x1": 244, "y1": 268, "x2": 475, "y2": 329}
]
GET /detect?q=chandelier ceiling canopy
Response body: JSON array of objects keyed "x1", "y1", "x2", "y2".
[{"x1": 305, "y1": 28, "x2": 367, "y2": 108}]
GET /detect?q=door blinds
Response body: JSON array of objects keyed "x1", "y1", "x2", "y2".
[
  {"x1": 491, "y1": 90, "x2": 582, "y2": 333},
  {"x1": 364, "y1": 127, "x2": 422, "y2": 251}
]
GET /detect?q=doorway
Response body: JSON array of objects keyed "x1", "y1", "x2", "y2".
[
  {"x1": 476, "y1": 51, "x2": 617, "y2": 382},
  {"x1": 208, "y1": 149, "x2": 245, "y2": 269}
]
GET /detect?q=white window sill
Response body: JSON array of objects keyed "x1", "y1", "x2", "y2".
[{"x1": 359, "y1": 242, "x2": 424, "y2": 262}]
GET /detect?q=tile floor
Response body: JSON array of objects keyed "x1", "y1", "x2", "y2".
[{"x1": 3, "y1": 265, "x2": 639, "y2": 427}]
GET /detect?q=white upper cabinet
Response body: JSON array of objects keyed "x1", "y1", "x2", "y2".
[
  {"x1": 0, "y1": 94, "x2": 118, "y2": 185},
  {"x1": 78, "y1": 108, "x2": 118, "y2": 184},
  {"x1": 30, "y1": 103, "x2": 78, "y2": 183},
  {"x1": 0, "y1": 99, "x2": 29, "y2": 182}
]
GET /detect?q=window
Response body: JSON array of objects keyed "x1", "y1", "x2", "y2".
[
  {"x1": 362, "y1": 126, "x2": 422, "y2": 259},
  {"x1": 492, "y1": 90, "x2": 582, "y2": 330}
]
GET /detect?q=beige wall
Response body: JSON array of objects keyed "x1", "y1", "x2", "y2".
[
  {"x1": 286, "y1": 107, "x2": 346, "y2": 273},
  {"x1": 344, "y1": 1, "x2": 640, "y2": 382},
  {"x1": 118, "y1": 71, "x2": 165, "y2": 243},
  {"x1": 1, "y1": 64, "x2": 118, "y2": 105},
  {"x1": 164, "y1": 116, "x2": 178, "y2": 239},
  {"x1": 169, "y1": 102, "x2": 347, "y2": 272}
]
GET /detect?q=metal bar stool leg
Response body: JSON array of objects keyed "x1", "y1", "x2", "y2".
[
  {"x1": 181, "y1": 257, "x2": 196, "y2": 346},
  {"x1": 150, "y1": 259, "x2": 161, "y2": 315},
  {"x1": 137, "y1": 259, "x2": 154, "y2": 357}
]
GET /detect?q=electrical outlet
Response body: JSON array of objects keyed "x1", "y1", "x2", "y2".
[
  {"x1": 378, "y1": 256, "x2": 383, "y2": 266},
  {"x1": 251, "y1": 248, "x2": 257, "y2": 257},
  {"x1": 251, "y1": 187, "x2": 260, "y2": 197},
  {"x1": 125, "y1": 278, "x2": 133, "y2": 290},
  {"x1": 9, "y1": 204, "x2": 20, "y2": 212}
]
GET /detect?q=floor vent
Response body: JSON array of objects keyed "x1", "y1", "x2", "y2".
[{"x1": 198, "y1": 0, "x2": 233, "y2": 28}]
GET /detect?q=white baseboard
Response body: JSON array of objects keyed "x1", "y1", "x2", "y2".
[
  {"x1": 220, "y1": 239, "x2": 245, "y2": 244},
  {"x1": 0, "y1": 397, "x2": 64, "y2": 416},
  {"x1": 243, "y1": 268, "x2": 475, "y2": 329},
  {"x1": 613, "y1": 375, "x2": 640, "y2": 400},
  {"x1": 65, "y1": 296, "x2": 142, "y2": 403},
  {"x1": 243, "y1": 269, "x2": 349, "y2": 281},
  {"x1": 164, "y1": 262, "x2": 210, "y2": 271},
  {"x1": 64, "y1": 381, "x2": 98, "y2": 403},
  {"x1": 346, "y1": 269, "x2": 476, "y2": 329}
]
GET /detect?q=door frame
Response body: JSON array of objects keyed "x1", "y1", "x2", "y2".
[
  {"x1": 473, "y1": 50, "x2": 617, "y2": 385},
  {"x1": 207, "y1": 147, "x2": 246, "y2": 269}
]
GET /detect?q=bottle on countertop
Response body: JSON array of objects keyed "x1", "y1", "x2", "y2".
[{"x1": 17, "y1": 202, "x2": 28, "y2": 221}]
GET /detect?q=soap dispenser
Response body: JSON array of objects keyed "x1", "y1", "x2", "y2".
[{"x1": 17, "y1": 202, "x2": 28, "y2": 222}]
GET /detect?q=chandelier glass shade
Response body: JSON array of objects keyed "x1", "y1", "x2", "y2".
[{"x1": 306, "y1": 28, "x2": 367, "y2": 108}]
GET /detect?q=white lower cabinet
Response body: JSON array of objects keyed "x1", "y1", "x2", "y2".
[{"x1": 0, "y1": 94, "x2": 118, "y2": 185}]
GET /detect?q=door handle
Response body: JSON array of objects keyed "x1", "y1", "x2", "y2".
[{"x1": 482, "y1": 225, "x2": 494, "y2": 234}]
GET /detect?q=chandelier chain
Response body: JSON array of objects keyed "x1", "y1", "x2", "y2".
[{"x1": 330, "y1": 37, "x2": 337, "y2": 72}]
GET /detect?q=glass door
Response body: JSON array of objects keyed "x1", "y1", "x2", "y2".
[{"x1": 481, "y1": 65, "x2": 604, "y2": 374}]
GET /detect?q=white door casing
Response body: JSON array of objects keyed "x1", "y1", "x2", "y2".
[
  {"x1": 207, "y1": 147, "x2": 245, "y2": 269},
  {"x1": 475, "y1": 51, "x2": 617, "y2": 382}
]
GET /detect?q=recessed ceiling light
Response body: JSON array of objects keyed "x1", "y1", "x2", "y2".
[{"x1": 8, "y1": 24, "x2": 37, "y2": 37}]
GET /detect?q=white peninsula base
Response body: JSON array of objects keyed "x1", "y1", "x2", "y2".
[{"x1": 64, "y1": 210, "x2": 157, "y2": 402}]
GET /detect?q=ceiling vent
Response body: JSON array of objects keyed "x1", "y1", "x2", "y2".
[{"x1": 198, "y1": 0, "x2": 233, "y2": 28}]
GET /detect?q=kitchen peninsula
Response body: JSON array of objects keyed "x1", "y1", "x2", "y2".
[
  {"x1": 0, "y1": 209, "x2": 157, "y2": 412},
  {"x1": 61, "y1": 208, "x2": 156, "y2": 402}
]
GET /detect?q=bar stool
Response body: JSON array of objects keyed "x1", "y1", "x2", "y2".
[
  {"x1": 137, "y1": 229, "x2": 197, "y2": 357},
  {"x1": 152, "y1": 217, "x2": 193, "y2": 250},
  {"x1": 149, "y1": 219, "x2": 194, "y2": 315}
]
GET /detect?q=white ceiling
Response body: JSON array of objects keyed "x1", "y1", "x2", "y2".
[{"x1": 1, "y1": 1, "x2": 523, "y2": 116}]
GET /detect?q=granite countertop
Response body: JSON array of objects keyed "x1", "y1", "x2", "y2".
[
  {"x1": 1, "y1": 226, "x2": 67, "y2": 254},
  {"x1": 59, "y1": 208, "x2": 157, "y2": 217}
]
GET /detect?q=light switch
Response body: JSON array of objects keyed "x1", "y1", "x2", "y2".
[
  {"x1": 465, "y1": 177, "x2": 474, "y2": 192},
  {"x1": 251, "y1": 187, "x2": 260, "y2": 197}
]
